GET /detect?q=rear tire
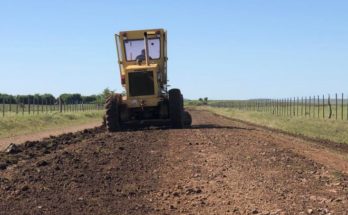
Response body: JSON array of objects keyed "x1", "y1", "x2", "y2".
[
  {"x1": 105, "y1": 94, "x2": 121, "y2": 132},
  {"x1": 169, "y1": 89, "x2": 184, "y2": 128}
]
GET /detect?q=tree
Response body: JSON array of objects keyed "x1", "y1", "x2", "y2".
[
  {"x1": 59, "y1": 93, "x2": 82, "y2": 104},
  {"x1": 203, "y1": 97, "x2": 208, "y2": 105},
  {"x1": 102, "y1": 88, "x2": 114, "y2": 99}
]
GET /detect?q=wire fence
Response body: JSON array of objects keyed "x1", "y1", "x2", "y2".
[
  {"x1": 209, "y1": 93, "x2": 348, "y2": 121},
  {"x1": 0, "y1": 98, "x2": 103, "y2": 117}
]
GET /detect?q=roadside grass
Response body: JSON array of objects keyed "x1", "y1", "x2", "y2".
[
  {"x1": 192, "y1": 106, "x2": 348, "y2": 145},
  {"x1": 0, "y1": 111, "x2": 104, "y2": 139}
]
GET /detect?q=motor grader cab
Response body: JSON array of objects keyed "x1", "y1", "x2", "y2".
[{"x1": 105, "y1": 28, "x2": 191, "y2": 131}]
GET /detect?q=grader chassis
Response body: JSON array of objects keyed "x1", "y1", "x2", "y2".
[{"x1": 105, "y1": 29, "x2": 191, "y2": 131}]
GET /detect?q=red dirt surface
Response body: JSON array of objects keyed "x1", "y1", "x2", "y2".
[{"x1": 0, "y1": 110, "x2": 347, "y2": 214}]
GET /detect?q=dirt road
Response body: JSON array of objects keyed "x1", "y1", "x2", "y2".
[{"x1": 0, "y1": 110, "x2": 347, "y2": 214}]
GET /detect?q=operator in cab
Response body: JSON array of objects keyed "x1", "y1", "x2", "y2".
[{"x1": 136, "y1": 49, "x2": 152, "y2": 61}]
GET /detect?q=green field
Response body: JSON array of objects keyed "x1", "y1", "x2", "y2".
[
  {"x1": 0, "y1": 111, "x2": 104, "y2": 139},
  {"x1": 193, "y1": 106, "x2": 348, "y2": 145}
]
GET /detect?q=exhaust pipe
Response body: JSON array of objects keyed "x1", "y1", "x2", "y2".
[{"x1": 144, "y1": 32, "x2": 150, "y2": 65}]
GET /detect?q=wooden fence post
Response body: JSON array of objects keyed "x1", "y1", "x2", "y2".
[
  {"x1": 341, "y1": 93, "x2": 344, "y2": 120},
  {"x1": 297, "y1": 97, "x2": 299, "y2": 116},
  {"x1": 301, "y1": 97, "x2": 303, "y2": 116},
  {"x1": 347, "y1": 94, "x2": 348, "y2": 120},
  {"x1": 317, "y1": 95, "x2": 319, "y2": 118},
  {"x1": 37, "y1": 98, "x2": 39, "y2": 115},
  {"x1": 309, "y1": 96, "x2": 311, "y2": 117},
  {"x1": 28, "y1": 97, "x2": 31, "y2": 115},
  {"x1": 41, "y1": 98, "x2": 44, "y2": 113},
  {"x1": 33, "y1": 98, "x2": 35, "y2": 114},
  {"x1": 322, "y1": 95, "x2": 325, "y2": 119},
  {"x1": 328, "y1": 94, "x2": 332, "y2": 119},
  {"x1": 335, "y1": 93, "x2": 338, "y2": 120},
  {"x1": 304, "y1": 97, "x2": 307, "y2": 117},
  {"x1": 313, "y1": 95, "x2": 316, "y2": 118},
  {"x1": 59, "y1": 98, "x2": 63, "y2": 113},
  {"x1": 2, "y1": 98, "x2": 4, "y2": 117},
  {"x1": 16, "y1": 98, "x2": 19, "y2": 115}
]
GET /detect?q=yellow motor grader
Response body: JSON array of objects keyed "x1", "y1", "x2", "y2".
[{"x1": 105, "y1": 28, "x2": 191, "y2": 131}]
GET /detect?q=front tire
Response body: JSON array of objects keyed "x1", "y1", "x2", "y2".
[
  {"x1": 105, "y1": 94, "x2": 121, "y2": 132},
  {"x1": 169, "y1": 89, "x2": 184, "y2": 128}
]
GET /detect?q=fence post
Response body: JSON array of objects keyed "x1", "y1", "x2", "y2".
[
  {"x1": 41, "y1": 98, "x2": 44, "y2": 113},
  {"x1": 335, "y1": 93, "x2": 338, "y2": 120},
  {"x1": 37, "y1": 98, "x2": 39, "y2": 115},
  {"x1": 33, "y1": 98, "x2": 35, "y2": 115},
  {"x1": 2, "y1": 98, "x2": 4, "y2": 117},
  {"x1": 45, "y1": 99, "x2": 48, "y2": 113},
  {"x1": 16, "y1": 97, "x2": 19, "y2": 115},
  {"x1": 28, "y1": 97, "x2": 31, "y2": 115},
  {"x1": 279, "y1": 99, "x2": 281, "y2": 116},
  {"x1": 313, "y1": 95, "x2": 315, "y2": 118},
  {"x1": 59, "y1": 98, "x2": 63, "y2": 113},
  {"x1": 292, "y1": 97, "x2": 294, "y2": 116},
  {"x1": 296, "y1": 97, "x2": 299, "y2": 116},
  {"x1": 322, "y1": 95, "x2": 325, "y2": 119},
  {"x1": 292, "y1": 97, "x2": 295, "y2": 116},
  {"x1": 300, "y1": 97, "x2": 302, "y2": 116},
  {"x1": 287, "y1": 98, "x2": 289, "y2": 116},
  {"x1": 317, "y1": 95, "x2": 319, "y2": 118},
  {"x1": 314, "y1": 95, "x2": 316, "y2": 117},
  {"x1": 328, "y1": 94, "x2": 332, "y2": 119},
  {"x1": 347, "y1": 94, "x2": 348, "y2": 120},
  {"x1": 284, "y1": 98, "x2": 286, "y2": 116},
  {"x1": 342, "y1": 93, "x2": 344, "y2": 120},
  {"x1": 305, "y1": 97, "x2": 307, "y2": 117},
  {"x1": 309, "y1": 96, "x2": 311, "y2": 117}
]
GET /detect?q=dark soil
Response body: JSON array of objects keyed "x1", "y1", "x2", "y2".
[{"x1": 0, "y1": 110, "x2": 347, "y2": 214}]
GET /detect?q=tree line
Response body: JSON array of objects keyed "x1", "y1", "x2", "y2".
[{"x1": 0, "y1": 88, "x2": 115, "y2": 105}]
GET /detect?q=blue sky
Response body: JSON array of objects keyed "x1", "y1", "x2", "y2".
[{"x1": 0, "y1": 0, "x2": 347, "y2": 99}]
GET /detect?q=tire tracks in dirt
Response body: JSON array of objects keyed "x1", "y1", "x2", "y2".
[{"x1": 0, "y1": 110, "x2": 347, "y2": 214}]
